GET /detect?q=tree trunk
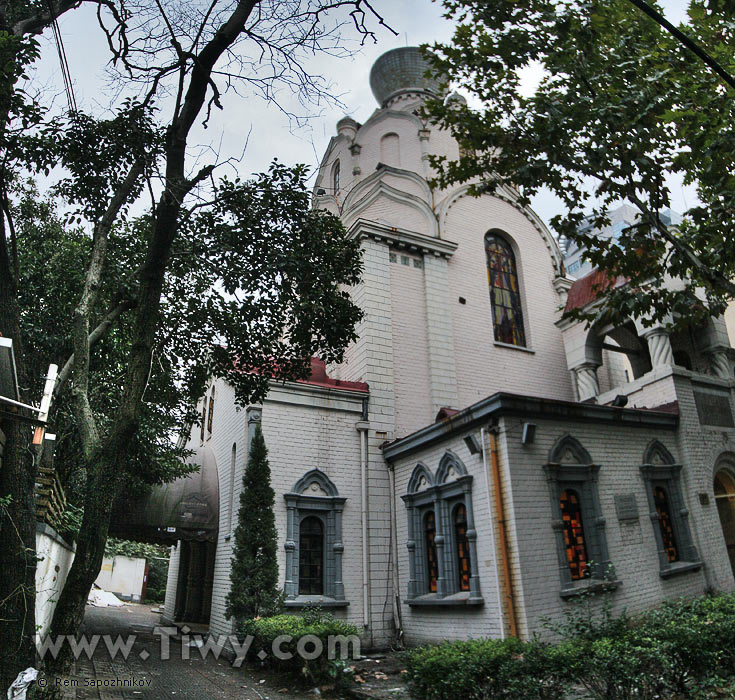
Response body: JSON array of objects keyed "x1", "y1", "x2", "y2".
[
  {"x1": 0, "y1": 419, "x2": 38, "y2": 692},
  {"x1": 0, "y1": 168, "x2": 36, "y2": 692},
  {"x1": 45, "y1": 439, "x2": 128, "y2": 675}
]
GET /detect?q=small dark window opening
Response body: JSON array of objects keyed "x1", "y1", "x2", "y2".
[
  {"x1": 333, "y1": 160, "x2": 340, "y2": 193},
  {"x1": 299, "y1": 516, "x2": 324, "y2": 595},
  {"x1": 560, "y1": 489, "x2": 588, "y2": 580},
  {"x1": 424, "y1": 510, "x2": 439, "y2": 593},
  {"x1": 200, "y1": 402, "x2": 206, "y2": 442},
  {"x1": 454, "y1": 504, "x2": 471, "y2": 592},
  {"x1": 654, "y1": 486, "x2": 679, "y2": 563},
  {"x1": 673, "y1": 350, "x2": 692, "y2": 370}
]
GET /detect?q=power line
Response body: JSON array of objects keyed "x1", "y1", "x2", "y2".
[{"x1": 45, "y1": 0, "x2": 78, "y2": 115}]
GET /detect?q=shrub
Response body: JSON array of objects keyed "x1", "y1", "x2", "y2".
[
  {"x1": 404, "y1": 637, "x2": 566, "y2": 700},
  {"x1": 404, "y1": 593, "x2": 735, "y2": 700},
  {"x1": 226, "y1": 425, "x2": 283, "y2": 620},
  {"x1": 240, "y1": 608, "x2": 360, "y2": 688}
]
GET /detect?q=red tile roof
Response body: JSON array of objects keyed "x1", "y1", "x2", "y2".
[
  {"x1": 297, "y1": 357, "x2": 368, "y2": 393},
  {"x1": 565, "y1": 269, "x2": 626, "y2": 312},
  {"x1": 435, "y1": 406, "x2": 459, "y2": 422}
]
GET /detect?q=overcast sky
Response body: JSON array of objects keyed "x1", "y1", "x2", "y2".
[{"x1": 34, "y1": 0, "x2": 694, "y2": 232}]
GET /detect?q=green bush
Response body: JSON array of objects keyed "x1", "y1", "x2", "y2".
[
  {"x1": 404, "y1": 637, "x2": 566, "y2": 700},
  {"x1": 239, "y1": 608, "x2": 360, "y2": 688},
  {"x1": 404, "y1": 592, "x2": 735, "y2": 700}
]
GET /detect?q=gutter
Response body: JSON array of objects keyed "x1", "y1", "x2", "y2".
[{"x1": 357, "y1": 421, "x2": 371, "y2": 631}]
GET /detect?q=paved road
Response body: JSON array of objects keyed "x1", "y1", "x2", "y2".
[{"x1": 53, "y1": 604, "x2": 315, "y2": 700}]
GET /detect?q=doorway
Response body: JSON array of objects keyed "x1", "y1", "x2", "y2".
[{"x1": 714, "y1": 469, "x2": 735, "y2": 577}]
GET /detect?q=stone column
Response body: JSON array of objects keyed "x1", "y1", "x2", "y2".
[
  {"x1": 433, "y1": 494, "x2": 449, "y2": 597},
  {"x1": 284, "y1": 502, "x2": 297, "y2": 599},
  {"x1": 404, "y1": 501, "x2": 419, "y2": 599},
  {"x1": 574, "y1": 362, "x2": 600, "y2": 401},
  {"x1": 706, "y1": 346, "x2": 731, "y2": 380},
  {"x1": 349, "y1": 143, "x2": 362, "y2": 179},
  {"x1": 246, "y1": 406, "x2": 262, "y2": 450},
  {"x1": 463, "y1": 481, "x2": 482, "y2": 600},
  {"x1": 333, "y1": 505, "x2": 345, "y2": 601},
  {"x1": 641, "y1": 327, "x2": 674, "y2": 368},
  {"x1": 418, "y1": 127, "x2": 431, "y2": 179}
]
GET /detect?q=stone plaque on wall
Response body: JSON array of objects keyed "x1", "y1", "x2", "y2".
[
  {"x1": 693, "y1": 389, "x2": 735, "y2": 428},
  {"x1": 615, "y1": 494, "x2": 639, "y2": 522}
]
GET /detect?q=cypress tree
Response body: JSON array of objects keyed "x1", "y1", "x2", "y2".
[{"x1": 225, "y1": 424, "x2": 282, "y2": 620}]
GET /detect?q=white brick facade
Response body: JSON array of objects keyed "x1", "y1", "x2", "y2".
[{"x1": 159, "y1": 47, "x2": 735, "y2": 649}]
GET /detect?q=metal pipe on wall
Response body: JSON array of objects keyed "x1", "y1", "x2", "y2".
[
  {"x1": 481, "y1": 426, "x2": 506, "y2": 640},
  {"x1": 357, "y1": 421, "x2": 371, "y2": 629}
]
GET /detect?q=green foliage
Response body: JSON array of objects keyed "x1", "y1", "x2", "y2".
[
  {"x1": 11, "y1": 182, "x2": 194, "y2": 499},
  {"x1": 425, "y1": 0, "x2": 735, "y2": 329},
  {"x1": 225, "y1": 425, "x2": 283, "y2": 620},
  {"x1": 104, "y1": 537, "x2": 169, "y2": 560},
  {"x1": 240, "y1": 609, "x2": 360, "y2": 687},
  {"x1": 174, "y1": 161, "x2": 364, "y2": 407},
  {"x1": 104, "y1": 539, "x2": 170, "y2": 603},
  {"x1": 55, "y1": 503, "x2": 83, "y2": 543},
  {"x1": 405, "y1": 592, "x2": 735, "y2": 700},
  {"x1": 404, "y1": 637, "x2": 566, "y2": 700}
]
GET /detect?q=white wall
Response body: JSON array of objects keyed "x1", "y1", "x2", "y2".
[
  {"x1": 95, "y1": 555, "x2": 147, "y2": 601},
  {"x1": 35, "y1": 524, "x2": 75, "y2": 639}
]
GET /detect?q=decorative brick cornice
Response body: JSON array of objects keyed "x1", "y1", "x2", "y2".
[{"x1": 347, "y1": 219, "x2": 458, "y2": 259}]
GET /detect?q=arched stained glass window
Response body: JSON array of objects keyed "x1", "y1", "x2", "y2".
[
  {"x1": 299, "y1": 516, "x2": 324, "y2": 595},
  {"x1": 207, "y1": 386, "x2": 215, "y2": 435},
  {"x1": 454, "y1": 504, "x2": 471, "y2": 592},
  {"x1": 560, "y1": 489, "x2": 588, "y2": 580},
  {"x1": 654, "y1": 486, "x2": 679, "y2": 563},
  {"x1": 333, "y1": 160, "x2": 340, "y2": 193},
  {"x1": 485, "y1": 233, "x2": 526, "y2": 347},
  {"x1": 424, "y1": 510, "x2": 439, "y2": 593}
]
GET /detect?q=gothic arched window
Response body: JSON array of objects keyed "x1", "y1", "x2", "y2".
[
  {"x1": 332, "y1": 160, "x2": 340, "y2": 193},
  {"x1": 454, "y1": 503, "x2": 471, "y2": 592},
  {"x1": 654, "y1": 486, "x2": 679, "y2": 563},
  {"x1": 299, "y1": 516, "x2": 324, "y2": 595},
  {"x1": 424, "y1": 510, "x2": 438, "y2": 593},
  {"x1": 560, "y1": 488, "x2": 588, "y2": 580},
  {"x1": 485, "y1": 233, "x2": 526, "y2": 347}
]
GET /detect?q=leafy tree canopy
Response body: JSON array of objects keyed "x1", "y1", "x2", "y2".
[{"x1": 424, "y1": 0, "x2": 735, "y2": 328}]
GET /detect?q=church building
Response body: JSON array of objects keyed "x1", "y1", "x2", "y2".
[{"x1": 138, "y1": 48, "x2": 735, "y2": 648}]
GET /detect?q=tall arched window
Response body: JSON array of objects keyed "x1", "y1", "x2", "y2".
[
  {"x1": 332, "y1": 160, "x2": 340, "y2": 193},
  {"x1": 227, "y1": 443, "x2": 237, "y2": 533},
  {"x1": 424, "y1": 510, "x2": 438, "y2": 593},
  {"x1": 485, "y1": 233, "x2": 526, "y2": 347},
  {"x1": 207, "y1": 386, "x2": 215, "y2": 435},
  {"x1": 654, "y1": 486, "x2": 679, "y2": 563},
  {"x1": 299, "y1": 516, "x2": 324, "y2": 595},
  {"x1": 453, "y1": 503, "x2": 471, "y2": 592},
  {"x1": 200, "y1": 400, "x2": 206, "y2": 442},
  {"x1": 560, "y1": 488, "x2": 588, "y2": 580}
]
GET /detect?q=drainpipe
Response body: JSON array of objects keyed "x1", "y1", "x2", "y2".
[
  {"x1": 485, "y1": 425, "x2": 519, "y2": 638},
  {"x1": 356, "y1": 421, "x2": 371, "y2": 630},
  {"x1": 481, "y1": 427, "x2": 505, "y2": 640},
  {"x1": 387, "y1": 463, "x2": 404, "y2": 646}
]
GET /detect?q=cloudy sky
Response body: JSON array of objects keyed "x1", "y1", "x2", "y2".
[{"x1": 35, "y1": 0, "x2": 693, "y2": 230}]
